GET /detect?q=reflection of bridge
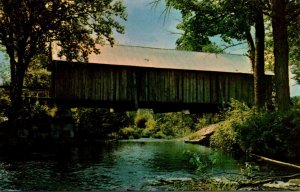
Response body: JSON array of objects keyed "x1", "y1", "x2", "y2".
[{"x1": 49, "y1": 45, "x2": 273, "y2": 112}]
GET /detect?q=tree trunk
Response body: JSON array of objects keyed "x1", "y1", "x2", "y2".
[
  {"x1": 271, "y1": 0, "x2": 290, "y2": 111},
  {"x1": 9, "y1": 60, "x2": 26, "y2": 124},
  {"x1": 254, "y1": 9, "x2": 266, "y2": 108}
]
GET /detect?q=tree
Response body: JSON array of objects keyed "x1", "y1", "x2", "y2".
[
  {"x1": 154, "y1": 0, "x2": 267, "y2": 108},
  {"x1": 269, "y1": 0, "x2": 300, "y2": 110},
  {"x1": 0, "y1": 0, "x2": 126, "y2": 122},
  {"x1": 289, "y1": 17, "x2": 300, "y2": 84},
  {"x1": 24, "y1": 53, "x2": 51, "y2": 89}
]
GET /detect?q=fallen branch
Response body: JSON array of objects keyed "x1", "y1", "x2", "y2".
[
  {"x1": 236, "y1": 173, "x2": 300, "y2": 189},
  {"x1": 251, "y1": 154, "x2": 300, "y2": 170}
]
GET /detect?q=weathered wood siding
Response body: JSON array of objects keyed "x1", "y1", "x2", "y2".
[{"x1": 52, "y1": 61, "x2": 272, "y2": 109}]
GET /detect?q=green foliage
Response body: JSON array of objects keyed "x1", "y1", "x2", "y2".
[
  {"x1": 210, "y1": 100, "x2": 253, "y2": 153},
  {"x1": 0, "y1": 89, "x2": 10, "y2": 120},
  {"x1": 202, "y1": 43, "x2": 224, "y2": 54},
  {"x1": 119, "y1": 127, "x2": 142, "y2": 139},
  {"x1": 0, "y1": 1, "x2": 126, "y2": 62},
  {"x1": 118, "y1": 110, "x2": 198, "y2": 139},
  {"x1": 24, "y1": 68, "x2": 51, "y2": 88},
  {"x1": 187, "y1": 152, "x2": 211, "y2": 173},
  {"x1": 291, "y1": 96, "x2": 300, "y2": 106},
  {"x1": 288, "y1": 5, "x2": 300, "y2": 84},
  {"x1": 119, "y1": 109, "x2": 157, "y2": 139},
  {"x1": 211, "y1": 99, "x2": 300, "y2": 160},
  {"x1": 196, "y1": 113, "x2": 223, "y2": 129},
  {"x1": 0, "y1": 0, "x2": 126, "y2": 120},
  {"x1": 155, "y1": 112, "x2": 195, "y2": 138},
  {"x1": 134, "y1": 109, "x2": 156, "y2": 129},
  {"x1": 31, "y1": 101, "x2": 52, "y2": 119},
  {"x1": 156, "y1": 0, "x2": 256, "y2": 52},
  {"x1": 24, "y1": 53, "x2": 51, "y2": 88},
  {"x1": 240, "y1": 162, "x2": 260, "y2": 178},
  {"x1": 235, "y1": 107, "x2": 300, "y2": 160},
  {"x1": 72, "y1": 108, "x2": 131, "y2": 140}
]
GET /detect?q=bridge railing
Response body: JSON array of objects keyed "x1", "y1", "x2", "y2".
[{"x1": 0, "y1": 85, "x2": 50, "y2": 98}]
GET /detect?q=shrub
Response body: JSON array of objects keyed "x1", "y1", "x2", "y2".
[
  {"x1": 235, "y1": 108, "x2": 300, "y2": 160},
  {"x1": 31, "y1": 101, "x2": 51, "y2": 119},
  {"x1": 24, "y1": 68, "x2": 51, "y2": 88},
  {"x1": 196, "y1": 113, "x2": 224, "y2": 129},
  {"x1": 210, "y1": 100, "x2": 253, "y2": 153},
  {"x1": 72, "y1": 108, "x2": 131, "y2": 140},
  {"x1": 211, "y1": 99, "x2": 300, "y2": 161},
  {"x1": 119, "y1": 127, "x2": 139, "y2": 139},
  {"x1": 0, "y1": 89, "x2": 11, "y2": 118},
  {"x1": 134, "y1": 109, "x2": 156, "y2": 129},
  {"x1": 155, "y1": 112, "x2": 195, "y2": 138}
]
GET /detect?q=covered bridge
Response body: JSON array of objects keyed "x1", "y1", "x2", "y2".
[{"x1": 51, "y1": 45, "x2": 273, "y2": 112}]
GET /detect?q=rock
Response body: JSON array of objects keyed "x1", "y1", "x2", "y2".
[
  {"x1": 289, "y1": 179, "x2": 300, "y2": 185},
  {"x1": 263, "y1": 181, "x2": 300, "y2": 190},
  {"x1": 183, "y1": 123, "x2": 219, "y2": 146},
  {"x1": 159, "y1": 177, "x2": 192, "y2": 184}
]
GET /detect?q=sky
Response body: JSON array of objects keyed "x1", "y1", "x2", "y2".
[
  {"x1": 114, "y1": 0, "x2": 249, "y2": 54},
  {"x1": 114, "y1": 0, "x2": 181, "y2": 49}
]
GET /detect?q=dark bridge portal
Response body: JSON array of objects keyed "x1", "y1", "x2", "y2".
[{"x1": 51, "y1": 45, "x2": 273, "y2": 112}]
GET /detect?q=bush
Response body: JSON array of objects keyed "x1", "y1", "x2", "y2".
[
  {"x1": 24, "y1": 68, "x2": 51, "y2": 88},
  {"x1": 210, "y1": 100, "x2": 253, "y2": 153},
  {"x1": 119, "y1": 126, "x2": 142, "y2": 139},
  {"x1": 0, "y1": 89, "x2": 11, "y2": 118},
  {"x1": 155, "y1": 112, "x2": 195, "y2": 138},
  {"x1": 72, "y1": 108, "x2": 131, "y2": 140},
  {"x1": 235, "y1": 108, "x2": 300, "y2": 160},
  {"x1": 134, "y1": 109, "x2": 156, "y2": 129},
  {"x1": 117, "y1": 110, "x2": 198, "y2": 139},
  {"x1": 31, "y1": 101, "x2": 52, "y2": 119},
  {"x1": 196, "y1": 113, "x2": 224, "y2": 129},
  {"x1": 211, "y1": 99, "x2": 300, "y2": 161}
]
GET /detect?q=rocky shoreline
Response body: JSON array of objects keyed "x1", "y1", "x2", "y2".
[{"x1": 150, "y1": 176, "x2": 300, "y2": 191}]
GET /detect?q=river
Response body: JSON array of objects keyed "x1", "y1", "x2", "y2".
[{"x1": 0, "y1": 139, "x2": 297, "y2": 191}]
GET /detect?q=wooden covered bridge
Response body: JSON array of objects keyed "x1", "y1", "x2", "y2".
[{"x1": 50, "y1": 45, "x2": 273, "y2": 112}]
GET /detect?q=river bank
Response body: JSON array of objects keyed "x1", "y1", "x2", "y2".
[
  {"x1": 154, "y1": 175, "x2": 300, "y2": 191},
  {"x1": 176, "y1": 122, "x2": 300, "y2": 191}
]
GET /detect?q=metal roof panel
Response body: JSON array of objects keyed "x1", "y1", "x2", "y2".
[{"x1": 52, "y1": 44, "x2": 268, "y2": 75}]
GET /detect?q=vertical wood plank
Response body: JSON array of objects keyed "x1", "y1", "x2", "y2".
[{"x1": 203, "y1": 73, "x2": 210, "y2": 103}]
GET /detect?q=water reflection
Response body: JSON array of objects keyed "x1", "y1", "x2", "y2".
[{"x1": 0, "y1": 140, "x2": 241, "y2": 190}]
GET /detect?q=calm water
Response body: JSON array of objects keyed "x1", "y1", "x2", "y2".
[{"x1": 0, "y1": 139, "x2": 293, "y2": 191}]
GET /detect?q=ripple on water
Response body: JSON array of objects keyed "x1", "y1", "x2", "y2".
[{"x1": 0, "y1": 140, "x2": 296, "y2": 190}]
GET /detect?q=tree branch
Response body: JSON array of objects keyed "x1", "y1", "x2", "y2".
[
  {"x1": 251, "y1": 154, "x2": 300, "y2": 170},
  {"x1": 219, "y1": 41, "x2": 248, "y2": 53}
]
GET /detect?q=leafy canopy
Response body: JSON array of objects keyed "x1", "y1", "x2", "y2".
[
  {"x1": 154, "y1": 0, "x2": 259, "y2": 52},
  {"x1": 0, "y1": 0, "x2": 127, "y2": 63}
]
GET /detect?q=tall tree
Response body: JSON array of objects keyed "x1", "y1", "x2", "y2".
[
  {"x1": 0, "y1": 0, "x2": 126, "y2": 121},
  {"x1": 269, "y1": 0, "x2": 300, "y2": 110},
  {"x1": 289, "y1": 14, "x2": 300, "y2": 84},
  {"x1": 253, "y1": 2, "x2": 266, "y2": 108}
]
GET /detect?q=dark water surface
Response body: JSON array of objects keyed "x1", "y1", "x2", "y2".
[{"x1": 0, "y1": 139, "x2": 294, "y2": 191}]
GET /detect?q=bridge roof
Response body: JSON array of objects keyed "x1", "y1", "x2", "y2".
[{"x1": 52, "y1": 44, "x2": 270, "y2": 75}]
